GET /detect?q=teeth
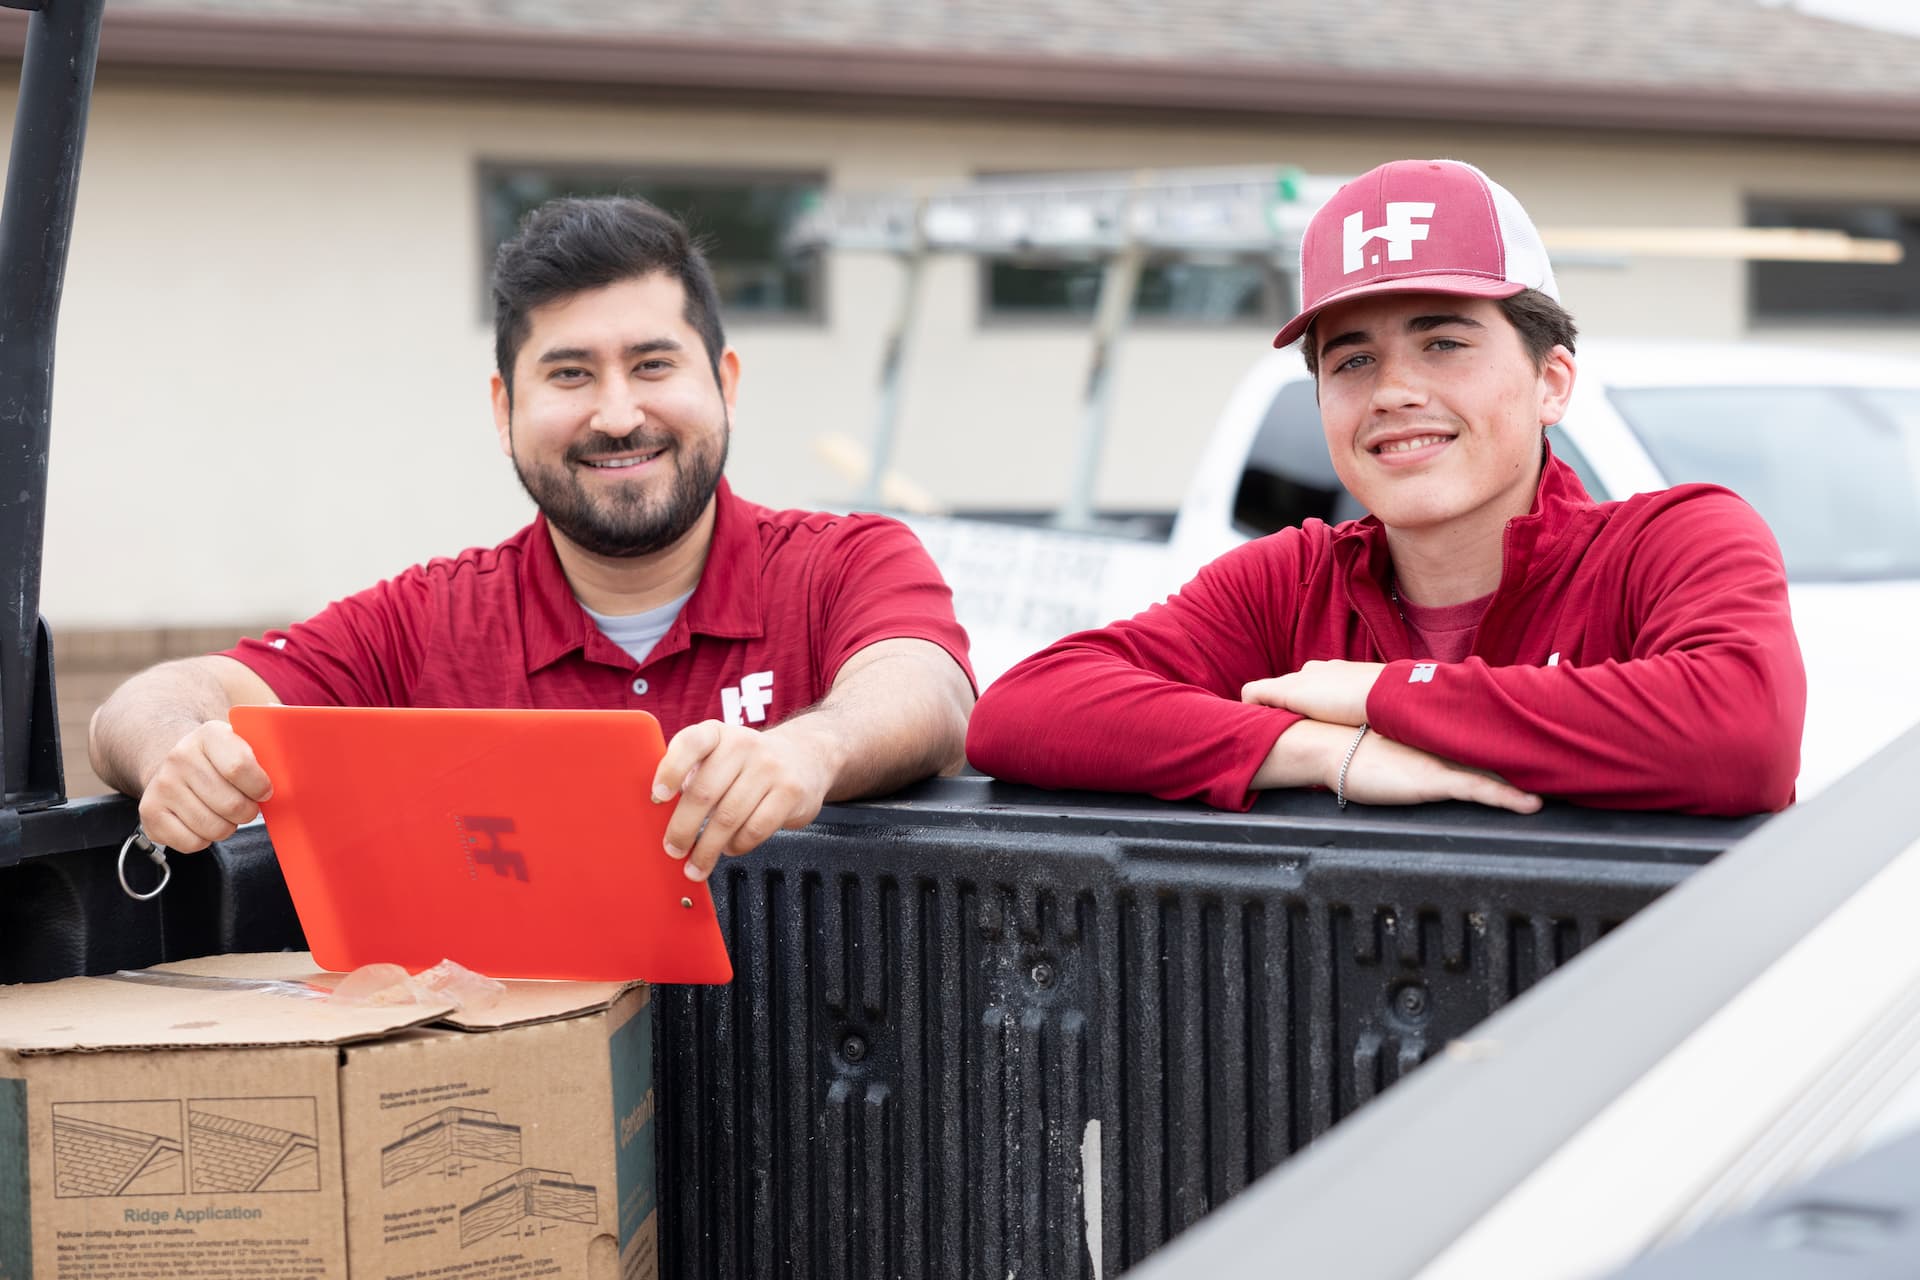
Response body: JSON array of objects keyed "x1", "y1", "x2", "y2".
[
  {"x1": 585, "y1": 452, "x2": 661, "y2": 470},
  {"x1": 1377, "y1": 435, "x2": 1450, "y2": 455}
]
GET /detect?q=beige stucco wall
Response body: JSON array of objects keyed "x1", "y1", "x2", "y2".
[{"x1": 7, "y1": 73, "x2": 1918, "y2": 626}]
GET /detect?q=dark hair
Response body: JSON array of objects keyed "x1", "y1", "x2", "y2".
[
  {"x1": 492, "y1": 196, "x2": 727, "y2": 398},
  {"x1": 1299, "y1": 287, "x2": 1577, "y2": 376}
]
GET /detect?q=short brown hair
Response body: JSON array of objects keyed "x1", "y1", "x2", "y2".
[
  {"x1": 492, "y1": 196, "x2": 726, "y2": 400},
  {"x1": 1299, "y1": 287, "x2": 1577, "y2": 376}
]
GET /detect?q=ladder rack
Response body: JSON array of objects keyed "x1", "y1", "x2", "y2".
[
  {"x1": 789, "y1": 165, "x2": 1350, "y2": 258},
  {"x1": 789, "y1": 167, "x2": 1349, "y2": 524},
  {"x1": 789, "y1": 165, "x2": 1901, "y2": 525}
]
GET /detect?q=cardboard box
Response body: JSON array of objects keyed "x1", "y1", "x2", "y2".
[{"x1": 0, "y1": 953, "x2": 657, "y2": 1280}]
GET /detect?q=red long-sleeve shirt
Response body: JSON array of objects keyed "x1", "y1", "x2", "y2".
[{"x1": 966, "y1": 456, "x2": 1805, "y2": 816}]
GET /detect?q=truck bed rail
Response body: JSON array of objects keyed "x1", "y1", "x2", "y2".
[
  {"x1": 654, "y1": 779, "x2": 1756, "y2": 1278},
  {"x1": 0, "y1": 781, "x2": 1760, "y2": 1277}
]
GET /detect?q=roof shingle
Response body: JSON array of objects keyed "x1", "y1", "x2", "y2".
[
  {"x1": 81, "y1": 0, "x2": 1920, "y2": 99},
  {"x1": 8, "y1": 1, "x2": 1919, "y2": 140}
]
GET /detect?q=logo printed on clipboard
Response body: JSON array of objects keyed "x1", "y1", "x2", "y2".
[{"x1": 455, "y1": 814, "x2": 529, "y2": 882}]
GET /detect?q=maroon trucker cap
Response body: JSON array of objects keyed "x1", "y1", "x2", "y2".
[{"x1": 1274, "y1": 158, "x2": 1559, "y2": 350}]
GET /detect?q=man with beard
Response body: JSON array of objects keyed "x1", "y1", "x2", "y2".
[{"x1": 89, "y1": 197, "x2": 975, "y2": 881}]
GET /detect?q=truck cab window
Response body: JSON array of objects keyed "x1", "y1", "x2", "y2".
[
  {"x1": 1546, "y1": 424, "x2": 1609, "y2": 501},
  {"x1": 1233, "y1": 379, "x2": 1365, "y2": 537}
]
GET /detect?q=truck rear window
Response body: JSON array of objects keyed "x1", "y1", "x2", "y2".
[{"x1": 1609, "y1": 385, "x2": 1920, "y2": 582}]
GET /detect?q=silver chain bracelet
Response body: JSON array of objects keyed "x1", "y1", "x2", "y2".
[{"x1": 1336, "y1": 723, "x2": 1370, "y2": 809}]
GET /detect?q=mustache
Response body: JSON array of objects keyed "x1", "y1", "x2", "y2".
[{"x1": 567, "y1": 431, "x2": 674, "y2": 464}]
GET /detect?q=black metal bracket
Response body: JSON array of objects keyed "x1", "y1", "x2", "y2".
[
  {"x1": 6, "y1": 613, "x2": 66, "y2": 812},
  {"x1": 0, "y1": 0, "x2": 104, "y2": 830}
]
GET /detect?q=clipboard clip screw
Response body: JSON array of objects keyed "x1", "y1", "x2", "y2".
[{"x1": 117, "y1": 827, "x2": 171, "y2": 901}]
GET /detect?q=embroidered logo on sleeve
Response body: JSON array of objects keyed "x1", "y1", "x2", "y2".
[
  {"x1": 1408, "y1": 663, "x2": 1438, "y2": 684},
  {"x1": 721, "y1": 670, "x2": 775, "y2": 726}
]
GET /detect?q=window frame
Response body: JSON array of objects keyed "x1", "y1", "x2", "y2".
[
  {"x1": 975, "y1": 251, "x2": 1291, "y2": 330},
  {"x1": 1745, "y1": 195, "x2": 1920, "y2": 328},
  {"x1": 475, "y1": 160, "x2": 830, "y2": 327}
]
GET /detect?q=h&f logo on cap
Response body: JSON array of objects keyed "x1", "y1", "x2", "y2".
[
  {"x1": 1343, "y1": 202, "x2": 1435, "y2": 274},
  {"x1": 1272, "y1": 158, "x2": 1559, "y2": 351}
]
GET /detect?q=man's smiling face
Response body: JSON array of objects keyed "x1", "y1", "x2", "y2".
[
  {"x1": 1313, "y1": 291, "x2": 1574, "y2": 537},
  {"x1": 492, "y1": 272, "x2": 738, "y2": 559}
]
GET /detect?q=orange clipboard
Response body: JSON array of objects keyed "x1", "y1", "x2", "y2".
[{"x1": 229, "y1": 705, "x2": 732, "y2": 984}]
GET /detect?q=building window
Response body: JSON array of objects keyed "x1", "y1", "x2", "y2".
[
  {"x1": 479, "y1": 165, "x2": 824, "y2": 318},
  {"x1": 1748, "y1": 198, "x2": 1920, "y2": 322},
  {"x1": 986, "y1": 258, "x2": 1283, "y2": 324}
]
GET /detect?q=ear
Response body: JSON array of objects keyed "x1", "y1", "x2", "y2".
[
  {"x1": 491, "y1": 372, "x2": 513, "y2": 459},
  {"x1": 716, "y1": 347, "x2": 742, "y2": 417},
  {"x1": 1537, "y1": 345, "x2": 1576, "y2": 426}
]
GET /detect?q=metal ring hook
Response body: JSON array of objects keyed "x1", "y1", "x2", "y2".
[{"x1": 117, "y1": 827, "x2": 171, "y2": 901}]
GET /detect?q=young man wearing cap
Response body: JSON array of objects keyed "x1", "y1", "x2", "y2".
[
  {"x1": 91, "y1": 196, "x2": 976, "y2": 878},
  {"x1": 967, "y1": 159, "x2": 1804, "y2": 817}
]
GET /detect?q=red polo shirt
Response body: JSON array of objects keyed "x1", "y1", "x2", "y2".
[{"x1": 224, "y1": 480, "x2": 974, "y2": 735}]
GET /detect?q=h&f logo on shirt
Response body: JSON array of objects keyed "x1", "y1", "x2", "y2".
[
  {"x1": 1408, "y1": 663, "x2": 1438, "y2": 684},
  {"x1": 1344, "y1": 202, "x2": 1436, "y2": 273},
  {"x1": 722, "y1": 670, "x2": 775, "y2": 726}
]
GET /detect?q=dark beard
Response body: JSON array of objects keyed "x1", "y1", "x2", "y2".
[{"x1": 512, "y1": 421, "x2": 729, "y2": 558}]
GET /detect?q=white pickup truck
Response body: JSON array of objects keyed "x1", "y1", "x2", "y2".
[{"x1": 905, "y1": 340, "x2": 1920, "y2": 798}]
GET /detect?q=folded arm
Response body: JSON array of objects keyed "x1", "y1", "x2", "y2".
[
  {"x1": 1368, "y1": 499, "x2": 1802, "y2": 815},
  {"x1": 969, "y1": 537, "x2": 1318, "y2": 809},
  {"x1": 1248, "y1": 496, "x2": 1805, "y2": 815}
]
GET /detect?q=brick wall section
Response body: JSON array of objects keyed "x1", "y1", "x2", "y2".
[
  {"x1": 460, "y1": 1177, "x2": 528, "y2": 1247},
  {"x1": 382, "y1": 1116, "x2": 455, "y2": 1186},
  {"x1": 50, "y1": 625, "x2": 270, "y2": 798},
  {"x1": 527, "y1": 1177, "x2": 598, "y2": 1225},
  {"x1": 386, "y1": 1107, "x2": 523, "y2": 1186},
  {"x1": 53, "y1": 1116, "x2": 183, "y2": 1196},
  {"x1": 191, "y1": 1127, "x2": 281, "y2": 1192},
  {"x1": 189, "y1": 1108, "x2": 306, "y2": 1192},
  {"x1": 54, "y1": 1122, "x2": 153, "y2": 1195}
]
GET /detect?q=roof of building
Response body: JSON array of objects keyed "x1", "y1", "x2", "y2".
[{"x1": 8, "y1": 0, "x2": 1920, "y2": 140}]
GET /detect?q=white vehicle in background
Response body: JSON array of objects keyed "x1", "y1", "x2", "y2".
[{"x1": 907, "y1": 341, "x2": 1920, "y2": 798}]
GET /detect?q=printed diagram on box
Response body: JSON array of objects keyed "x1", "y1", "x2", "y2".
[
  {"x1": 188, "y1": 1097, "x2": 322, "y2": 1193},
  {"x1": 460, "y1": 1168, "x2": 599, "y2": 1247},
  {"x1": 383, "y1": 1106, "x2": 523, "y2": 1186},
  {"x1": 52, "y1": 1100, "x2": 184, "y2": 1196},
  {"x1": 377, "y1": 1106, "x2": 600, "y2": 1249}
]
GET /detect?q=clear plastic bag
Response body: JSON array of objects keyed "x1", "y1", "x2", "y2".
[
  {"x1": 326, "y1": 958, "x2": 505, "y2": 1014},
  {"x1": 414, "y1": 958, "x2": 506, "y2": 1014},
  {"x1": 327, "y1": 962, "x2": 431, "y2": 1008}
]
